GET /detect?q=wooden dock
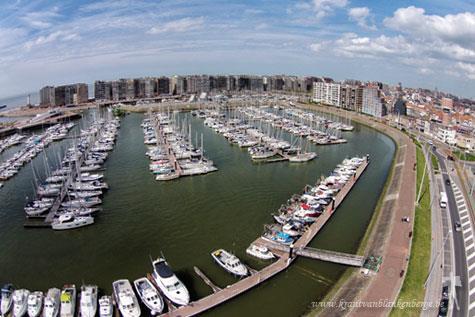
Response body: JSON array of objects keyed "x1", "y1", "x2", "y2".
[
  {"x1": 159, "y1": 158, "x2": 369, "y2": 317},
  {"x1": 193, "y1": 266, "x2": 222, "y2": 293}
]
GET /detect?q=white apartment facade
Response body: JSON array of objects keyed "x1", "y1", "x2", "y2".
[{"x1": 313, "y1": 82, "x2": 341, "y2": 107}]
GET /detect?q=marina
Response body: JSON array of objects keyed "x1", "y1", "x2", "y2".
[
  {"x1": 23, "y1": 113, "x2": 120, "y2": 229},
  {"x1": 142, "y1": 112, "x2": 217, "y2": 181},
  {"x1": 0, "y1": 123, "x2": 75, "y2": 182},
  {"x1": 200, "y1": 108, "x2": 318, "y2": 164},
  {"x1": 0, "y1": 108, "x2": 394, "y2": 314}
]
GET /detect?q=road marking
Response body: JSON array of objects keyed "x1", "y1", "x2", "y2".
[
  {"x1": 469, "y1": 301, "x2": 475, "y2": 310},
  {"x1": 461, "y1": 214, "x2": 470, "y2": 222},
  {"x1": 468, "y1": 252, "x2": 475, "y2": 263},
  {"x1": 467, "y1": 239, "x2": 475, "y2": 249},
  {"x1": 457, "y1": 202, "x2": 466, "y2": 208},
  {"x1": 465, "y1": 227, "x2": 473, "y2": 235},
  {"x1": 470, "y1": 274, "x2": 475, "y2": 283},
  {"x1": 459, "y1": 206, "x2": 468, "y2": 213},
  {"x1": 455, "y1": 192, "x2": 463, "y2": 198},
  {"x1": 469, "y1": 261, "x2": 475, "y2": 271},
  {"x1": 465, "y1": 233, "x2": 474, "y2": 243},
  {"x1": 470, "y1": 287, "x2": 475, "y2": 296},
  {"x1": 460, "y1": 211, "x2": 468, "y2": 218}
]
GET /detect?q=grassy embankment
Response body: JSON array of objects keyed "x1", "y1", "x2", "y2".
[{"x1": 453, "y1": 149, "x2": 475, "y2": 162}]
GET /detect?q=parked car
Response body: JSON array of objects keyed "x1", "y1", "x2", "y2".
[
  {"x1": 455, "y1": 221, "x2": 462, "y2": 232},
  {"x1": 442, "y1": 285, "x2": 449, "y2": 299},
  {"x1": 438, "y1": 298, "x2": 448, "y2": 316},
  {"x1": 445, "y1": 179, "x2": 451, "y2": 186}
]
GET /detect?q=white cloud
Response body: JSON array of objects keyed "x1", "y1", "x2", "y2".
[
  {"x1": 384, "y1": 6, "x2": 475, "y2": 46},
  {"x1": 332, "y1": 33, "x2": 414, "y2": 58},
  {"x1": 147, "y1": 17, "x2": 205, "y2": 35},
  {"x1": 348, "y1": 7, "x2": 376, "y2": 30},
  {"x1": 312, "y1": 0, "x2": 348, "y2": 20},
  {"x1": 0, "y1": 28, "x2": 27, "y2": 49},
  {"x1": 24, "y1": 31, "x2": 80, "y2": 50},
  {"x1": 456, "y1": 62, "x2": 475, "y2": 80},
  {"x1": 21, "y1": 7, "x2": 60, "y2": 29}
]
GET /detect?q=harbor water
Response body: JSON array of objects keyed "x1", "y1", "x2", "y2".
[{"x1": 0, "y1": 109, "x2": 395, "y2": 316}]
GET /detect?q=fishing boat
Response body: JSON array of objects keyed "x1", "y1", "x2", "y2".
[
  {"x1": 112, "y1": 280, "x2": 140, "y2": 317},
  {"x1": 98, "y1": 296, "x2": 113, "y2": 317},
  {"x1": 1, "y1": 284, "x2": 14, "y2": 316},
  {"x1": 246, "y1": 244, "x2": 275, "y2": 260},
  {"x1": 51, "y1": 214, "x2": 94, "y2": 230},
  {"x1": 12, "y1": 289, "x2": 29, "y2": 317},
  {"x1": 27, "y1": 291, "x2": 43, "y2": 317},
  {"x1": 79, "y1": 285, "x2": 97, "y2": 317},
  {"x1": 133, "y1": 277, "x2": 164, "y2": 315},
  {"x1": 211, "y1": 249, "x2": 249, "y2": 277},
  {"x1": 43, "y1": 288, "x2": 60, "y2": 317},
  {"x1": 59, "y1": 284, "x2": 76, "y2": 317},
  {"x1": 151, "y1": 258, "x2": 190, "y2": 306}
]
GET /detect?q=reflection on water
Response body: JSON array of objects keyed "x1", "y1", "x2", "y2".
[{"x1": 0, "y1": 110, "x2": 395, "y2": 317}]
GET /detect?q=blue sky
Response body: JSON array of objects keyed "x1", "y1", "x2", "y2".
[{"x1": 1, "y1": 0, "x2": 475, "y2": 99}]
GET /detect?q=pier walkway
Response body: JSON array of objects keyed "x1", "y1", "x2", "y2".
[
  {"x1": 255, "y1": 240, "x2": 365, "y2": 267},
  {"x1": 160, "y1": 158, "x2": 369, "y2": 317}
]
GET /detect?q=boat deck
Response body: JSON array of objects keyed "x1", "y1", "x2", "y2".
[{"x1": 159, "y1": 158, "x2": 369, "y2": 317}]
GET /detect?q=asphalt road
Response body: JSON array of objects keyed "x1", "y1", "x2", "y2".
[{"x1": 434, "y1": 148, "x2": 468, "y2": 317}]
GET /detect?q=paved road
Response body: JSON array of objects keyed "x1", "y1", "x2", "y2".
[
  {"x1": 434, "y1": 148, "x2": 469, "y2": 317},
  {"x1": 421, "y1": 144, "x2": 446, "y2": 317}
]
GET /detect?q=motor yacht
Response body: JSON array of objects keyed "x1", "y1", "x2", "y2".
[
  {"x1": 27, "y1": 291, "x2": 43, "y2": 317},
  {"x1": 211, "y1": 249, "x2": 248, "y2": 277},
  {"x1": 151, "y1": 258, "x2": 190, "y2": 306},
  {"x1": 98, "y1": 296, "x2": 113, "y2": 317},
  {"x1": 59, "y1": 285, "x2": 76, "y2": 317},
  {"x1": 43, "y1": 288, "x2": 60, "y2": 317},
  {"x1": 246, "y1": 245, "x2": 275, "y2": 260},
  {"x1": 133, "y1": 277, "x2": 164, "y2": 315},
  {"x1": 1, "y1": 284, "x2": 14, "y2": 316},
  {"x1": 112, "y1": 280, "x2": 140, "y2": 317},
  {"x1": 11, "y1": 289, "x2": 29, "y2": 317},
  {"x1": 51, "y1": 214, "x2": 94, "y2": 230},
  {"x1": 79, "y1": 285, "x2": 97, "y2": 317}
]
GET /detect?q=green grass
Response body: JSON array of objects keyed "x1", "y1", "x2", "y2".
[
  {"x1": 431, "y1": 153, "x2": 439, "y2": 172},
  {"x1": 453, "y1": 150, "x2": 475, "y2": 162},
  {"x1": 391, "y1": 146, "x2": 431, "y2": 317}
]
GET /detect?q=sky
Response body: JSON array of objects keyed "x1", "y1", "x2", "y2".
[{"x1": 1, "y1": 0, "x2": 475, "y2": 99}]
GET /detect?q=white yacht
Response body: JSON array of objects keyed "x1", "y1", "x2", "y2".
[
  {"x1": 43, "y1": 288, "x2": 60, "y2": 317},
  {"x1": 27, "y1": 291, "x2": 43, "y2": 317},
  {"x1": 112, "y1": 280, "x2": 140, "y2": 317},
  {"x1": 211, "y1": 249, "x2": 249, "y2": 277},
  {"x1": 79, "y1": 285, "x2": 97, "y2": 317},
  {"x1": 98, "y1": 296, "x2": 113, "y2": 317},
  {"x1": 133, "y1": 277, "x2": 164, "y2": 315},
  {"x1": 51, "y1": 214, "x2": 94, "y2": 230},
  {"x1": 246, "y1": 244, "x2": 275, "y2": 260},
  {"x1": 288, "y1": 152, "x2": 317, "y2": 162},
  {"x1": 12, "y1": 289, "x2": 29, "y2": 317},
  {"x1": 1, "y1": 284, "x2": 14, "y2": 316},
  {"x1": 59, "y1": 285, "x2": 76, "y2": 317},
  {"x1": 152, "y1": 258, "x2": 190, "y2": 306}
]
